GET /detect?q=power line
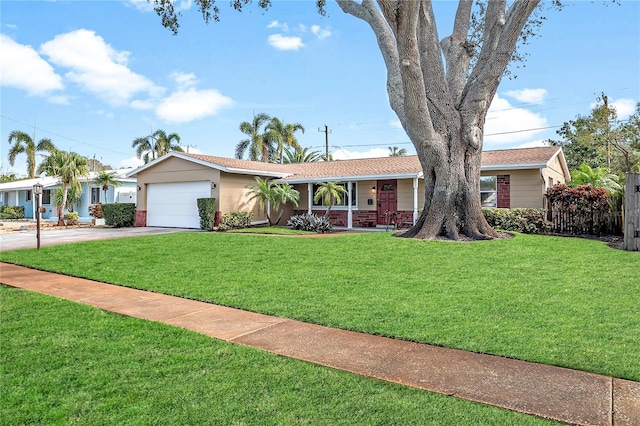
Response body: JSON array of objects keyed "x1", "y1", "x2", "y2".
[{"x1": 1, "y1": 114, "x2": 131, "y2": 157}]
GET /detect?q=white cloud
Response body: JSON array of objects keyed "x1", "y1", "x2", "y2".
[
  {"x1": 0, "y1": 34, "x2": 64, "y2": 95},
  {"x1": 119, "y1": 155, "x2": 145, "y2": 169},
  {"x1": 39, "y1": 29, "x2": 159, "y2": 106},
  {"x1": 311, "y1": 25, "x2": 331, "y2": 40},
  {"x1": 156, "y1": 88, "x2": 233, "y2": 123},
  {"x1": 611, "y1": 98, "x2": 636, "y2": 119},
  {"x1": 333, "y1": 148, "x2": 389, "y2": 160},
  {"x1": 267, "y1": 34, "x2": 304, "y2": 51},
  {"x1": 504, "y1": 88, "x2": 548, "y2": 105},
  {"x1": 483, "y1": 94, "x2": 548, "y2": 147},
  {"x1": 170, "y1": 71, "x2": 198, "y2": 89},
  {"x1": 267, "y1": 21, "x2": 288, "y2": 31}
]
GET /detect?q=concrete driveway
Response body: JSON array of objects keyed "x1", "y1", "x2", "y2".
[{"x1": 0, "y1": 225, "x2": 199, "y2": 252}]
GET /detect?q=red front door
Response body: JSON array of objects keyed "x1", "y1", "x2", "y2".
[{"x1": 377, "y1": 180, "x2": 398, "y2": 225}]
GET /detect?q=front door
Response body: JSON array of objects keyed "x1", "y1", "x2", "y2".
[{"x1": 377, "y1": 180, "x2": 398, "y2": 225}]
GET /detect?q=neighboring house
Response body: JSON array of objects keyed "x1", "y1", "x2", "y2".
[
  {"x1": 127, "y1": 146, "x2": 569, "y2": 229},
  {"x1": 0, "y1": 169, "x2": 137, "y2": 222}
]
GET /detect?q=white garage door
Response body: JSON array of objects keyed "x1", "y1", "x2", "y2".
[{"x1": 147, "y1": 181, "x2": 211, "y2": 228}]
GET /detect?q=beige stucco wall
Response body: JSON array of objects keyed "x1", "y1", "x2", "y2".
[
  {"x1": 542, "y1": 156, "x2": 567, "y2": 189},
  {"x1": 135, "y1": 157, "x2": 219, "y2": 209},
  {"x1": 219, "y1": 172, "x2": 266, "y2": 222}
]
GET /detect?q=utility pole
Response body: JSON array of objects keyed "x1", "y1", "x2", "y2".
[
  {"x1": 184, "y1": 144, "x2": 197, "y2": 153},
  {"x1": 318, "y1": 125, "x2": 331, "y2": 160}
]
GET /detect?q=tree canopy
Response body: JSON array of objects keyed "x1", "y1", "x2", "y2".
[
  {"x1": 150, "y1": 0, "x2": 574, "y2": 240},
  {"x1": 548, "y1": 95, "x2": 640, "y2": 176}
]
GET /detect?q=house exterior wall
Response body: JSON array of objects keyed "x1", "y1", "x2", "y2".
[
  {"x1": 134, "y1": 157, "x2": 219, "y2": 210},
  {"x1": 219, "y1": 172, "x2": 266, "y2": 222},
  {"x1": 481, "y1": 169, "x2": 544, "y2": 208},
  {"x1": 542, "y1": 156, "x2": 567, "y2": 189}
]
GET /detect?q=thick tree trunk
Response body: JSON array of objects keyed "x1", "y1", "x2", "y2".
[{"x1": 398, "y1": 131, "x2": 499, "y2": 240}]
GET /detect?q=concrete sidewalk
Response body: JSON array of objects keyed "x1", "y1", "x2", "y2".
[{"x1": 1, "y1": 262, "x2": 638, "y2": 425}]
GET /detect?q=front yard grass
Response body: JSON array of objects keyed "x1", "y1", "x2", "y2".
[
  {"x1": 1, "y1": 286, "x2": 553, "y2": 424},
  {"x1": 1, "y1": 232, "x2": 638, "y2": 382}
]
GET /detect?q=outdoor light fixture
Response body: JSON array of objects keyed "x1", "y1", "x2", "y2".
[
  {"x1": 32, "y1": 183, "x2": 43, "y2": 251},
  {"x1": 137, "y1": 185, "x2": 141, "y2": 191},
  {"x1": 211, "y1": 182, "x2": 217, "y2": 189}
]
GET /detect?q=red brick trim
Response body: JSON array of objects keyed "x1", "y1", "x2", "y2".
[
  {"x1": 135, "y1": 210, "x2": 147, "y2": 227},
  {"x1": 497, "y1": 175, "x2": 511, "y2": 208}
]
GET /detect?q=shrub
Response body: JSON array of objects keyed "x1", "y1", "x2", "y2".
[
  {"x1": 0, "y1": 206, "x2": 25, "y2": 220},
  {"x1": 88, "y1": 203, "x2": 103, "y2": 218},
  {"x1": 483, "y1": 208, "x2": 549, "y2": 234},
  {"x1": 63, "y1": 211, "x2": 79, "y2": 226},
  {"x1": 102, "y1": 203, "x2": 135, "y2": 228},
  {"x1": 287, "y1": 213, "x2": 333, "y2": 233},
  {"x1": 546, "y1": 184, "x2": 610, "y2": 212},
  {"x1": 545, "y1": 184, "x2": 618, "y2": 235},
  {"x1": 196, "y1": 198, "x2": 217, "y2": 231},
  {"x1": 218, "y1": 211, "x2": 253, "y2": 231}
]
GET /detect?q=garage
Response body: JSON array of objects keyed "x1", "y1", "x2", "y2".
[{"x1": 147, "y1": 181, "x2": 211, "y2": 228}]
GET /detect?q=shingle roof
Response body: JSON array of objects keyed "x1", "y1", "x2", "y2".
[
  {"x1": 129, "y1": 147, "x2": 564, "y2": 182},
  {"x1": 482, "y1": 146, "x2": 562, "y2": 166}
]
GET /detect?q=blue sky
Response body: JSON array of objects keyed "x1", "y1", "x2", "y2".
[{"x1": 1, "y1": 0, "x2": 638, "y2": 176}]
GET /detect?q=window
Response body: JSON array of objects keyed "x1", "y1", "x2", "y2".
[
  {"x1": 42, "y1": 190, "x2": 51, "y2": 205},
  {"x1": 312, "y1": 182, "x2": 357, "y2": 208},
  {"x1": 480, "y1": 176, "x2": 497, "y2": 208},
  {"x1": 91, "y1": 187, "x2": 101, "y2": 204},
  {"x1": 26, "y1": 190, "x2": 32, "y2": 202}
]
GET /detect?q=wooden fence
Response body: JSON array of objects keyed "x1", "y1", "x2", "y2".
[
  {"x1": 547, "y1": 207, "x2": 622, "y2": 236},
  {"x1": 624, "y1": 173, "x2": 640, "y2": 251}
]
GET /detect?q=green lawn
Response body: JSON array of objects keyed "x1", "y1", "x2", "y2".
[
  {"x1": 1, "y1": 286, "x2": 553, "y2": 424},
  {"x1": 2, "y1": 232, "x2": 638, "y2": 382}
]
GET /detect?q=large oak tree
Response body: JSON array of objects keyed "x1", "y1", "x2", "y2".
[{"x1": 151, "y1": 0, "x2": 553, "y2": 240}]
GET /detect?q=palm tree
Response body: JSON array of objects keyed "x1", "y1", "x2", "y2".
[
  {"x1": 569, "y1": 164, "x2": 622, "y2": 195},
  {"x1": 7, "y1": 130, "x2": 58, "y2": 178},
  {"x1": 265, "y1": 118, "x2": 305, "y2": 163},
  {"x1": 132, "y1": 130, "x2": 183, "y2": 164},
  {"x1": 388, "y1": 146, "x2": 407, "y2": 157},
  {"x1": 132, "y1": 135, "x2": 155, "y2": 163},
  {"x1": 93, "y1": 170, "x2": 122, "y2": 203},
  {"x1": 152, "y1": 129, "x2": 183, "y2": 157},
  {"x1": 313, "y1": 182, "x2": 348, "y2": 218},
  {"x1": 246, "y1": 177, "x2": 299, "y2": 225},
  {"x1": 283, "y1": 146, "x2": 323, "y2": 164},
  {"x1": 37, "y1": 151, "x2": 89, "y2": 226},
  {"x1": 236, "y1": 113, "x2": 271, "y2": 162}
]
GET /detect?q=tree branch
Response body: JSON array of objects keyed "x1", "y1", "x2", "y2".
[{"x1": 440, "y1": 0, "x2": 473, "y2": 107}]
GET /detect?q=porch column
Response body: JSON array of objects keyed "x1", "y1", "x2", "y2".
[
  {"x1": 307, "y1": 183, "x2": 312, "y2": 215},
  {"x1": 413, "y1": 177, "x2": 419, "y2": 224},
  {"x1": 14, "y1": 190, "x2": 19, "y2": 206},
  {"x1": 347, "y1": 181, "x2": 353, "y2": 229}
]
